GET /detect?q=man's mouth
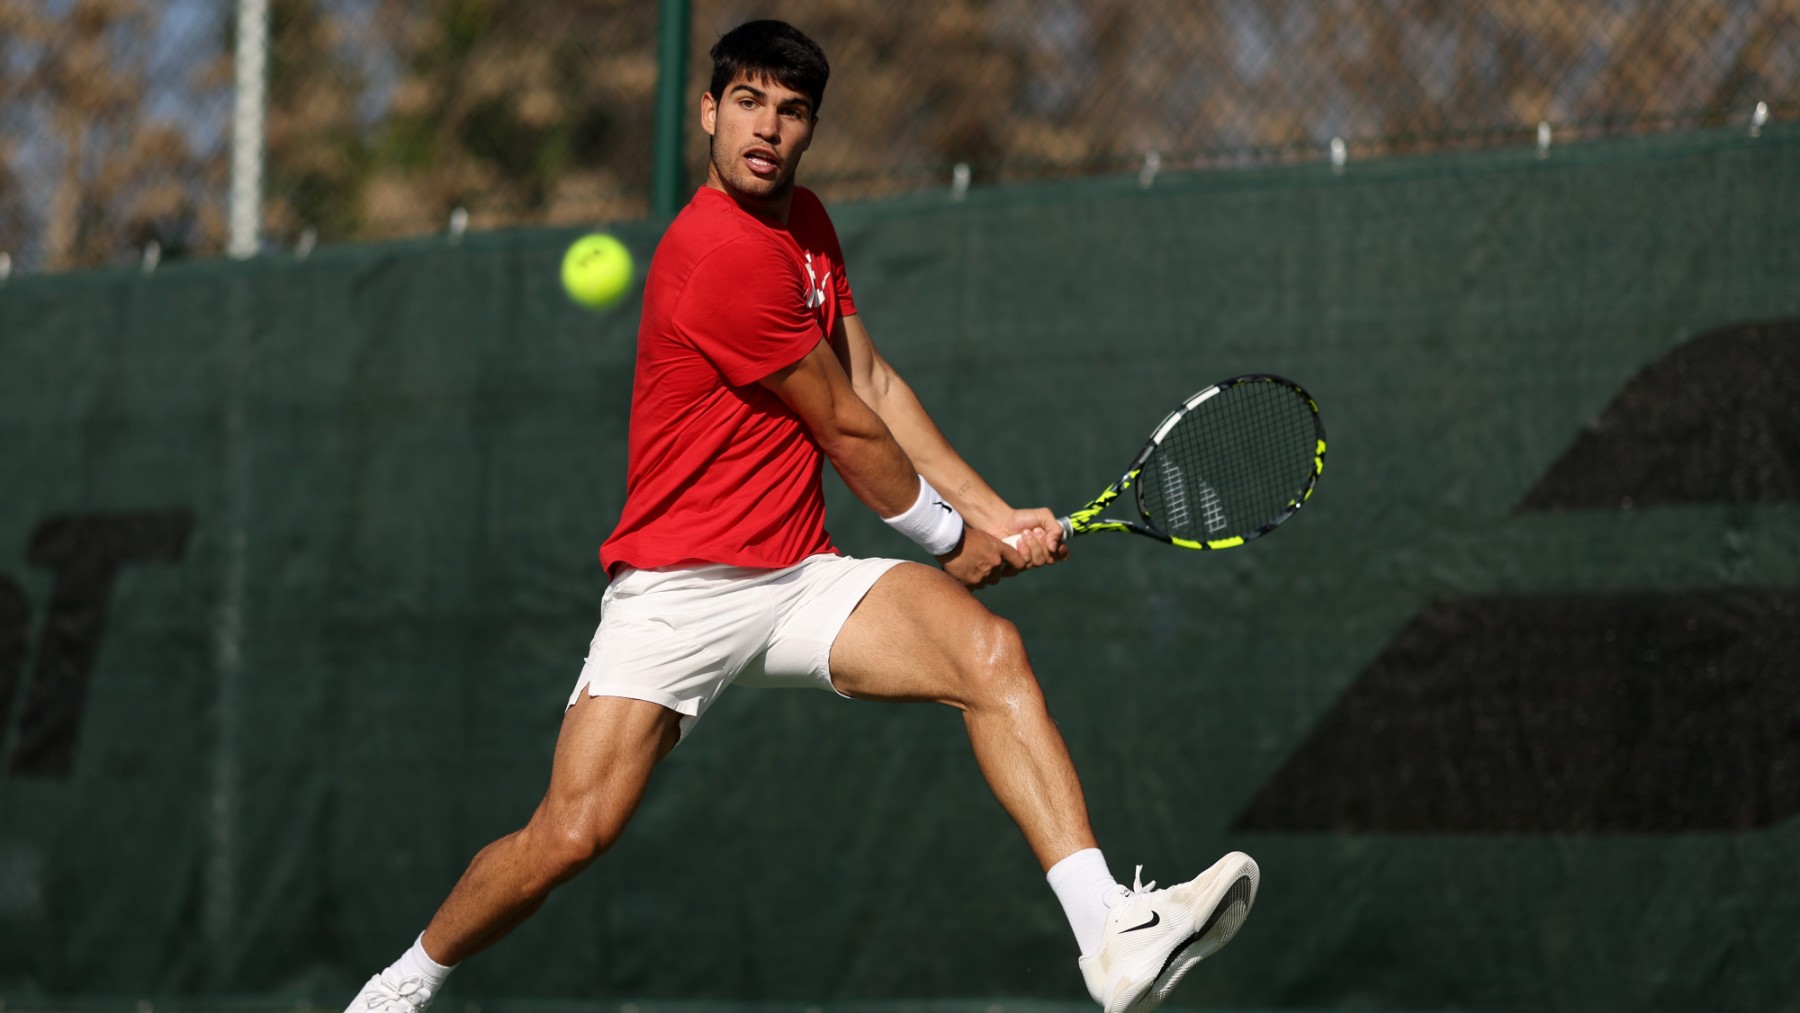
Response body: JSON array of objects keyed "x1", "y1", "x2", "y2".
[{"x1": 744, "y1": 149, "x2": 779, "y2": 175}]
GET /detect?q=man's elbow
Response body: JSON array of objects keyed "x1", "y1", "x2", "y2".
[
  {"x1": 813, "y1": 406, "x2": 890, "y2": 460},
  {"x1": 852, "y1": 360, "x2": 900, "y2": 411}
]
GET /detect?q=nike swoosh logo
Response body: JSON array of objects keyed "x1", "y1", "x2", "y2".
[
  {"x1": 1122, "y1": 911, "x2": 1161, "y2": 933},
  {"x1": 933, "y1": 500, "x2": 953, "y2": 513}
]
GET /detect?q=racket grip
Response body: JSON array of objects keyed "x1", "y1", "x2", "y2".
[{"x1": 1002, "y1": 516, "x2": 1073, "y2": 549}]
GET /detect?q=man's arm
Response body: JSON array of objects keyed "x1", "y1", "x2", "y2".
[
  {"x1": 759, "y1": 340, "x2": 1025, "y2": 586},
  {"x1": 832, "y1": 314, "x2": 1065, "y2": 566}
]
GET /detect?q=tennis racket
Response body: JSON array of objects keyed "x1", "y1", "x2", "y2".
[{"x1": 1007, "y1": 374, "x2": 1325, "y2": 551}]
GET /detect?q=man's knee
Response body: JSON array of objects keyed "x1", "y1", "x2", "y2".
[
  {"x1": 521, "y1": 808, "x2": 622, "y2": 891},
  {"x1": 958, "y1": 614, "x2": 1043, "y2": 707}
]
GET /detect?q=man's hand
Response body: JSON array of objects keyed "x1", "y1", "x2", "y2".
[
  {"x1": 939, "y1": 527, "x2": 1024, "y2": 588},
  {"x1": 939, "y1": 508, "x2": 1069, "y2": 588},
  {"x1": 999, "y1": 507, "x2": 1069, "y2": 569}
]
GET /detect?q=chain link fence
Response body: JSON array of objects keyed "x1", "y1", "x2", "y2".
[{"x1": 2, "y1": 0, "x2": 1796, "y2": 275}]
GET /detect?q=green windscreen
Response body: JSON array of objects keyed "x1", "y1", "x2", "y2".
[{"x1": 2, "y1": 125, "x2": 1797, "y2": 1012}]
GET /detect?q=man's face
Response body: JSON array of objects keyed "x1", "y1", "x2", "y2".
[{"x1": 701, "y1": 72, "x2": 817, "y2": 203}]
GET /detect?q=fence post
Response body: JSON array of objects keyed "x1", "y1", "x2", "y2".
[
  {"x1": 652, "y1": 0, "x2": 692, "y2": 218},
  {"x1": 228, "y1": 0, "x2": 269, "y2": 258}
]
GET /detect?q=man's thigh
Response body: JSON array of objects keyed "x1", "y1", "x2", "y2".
[
  {"x1": 540, "y1": 692, "x2": 683, "y2": 827},
  {"x1": 826, "y1": 562, "x2": 1009, "y2": 704}
]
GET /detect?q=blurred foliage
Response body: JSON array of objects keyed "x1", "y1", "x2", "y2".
[
  {"x1": 1, "y1": 0, "x2": 225, "y2": 271},
  {"x1": 1, "y1": 0, "x2": 1795, "y2": 273}
]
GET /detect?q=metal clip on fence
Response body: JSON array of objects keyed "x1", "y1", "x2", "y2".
[
  {"x1": 1139, "y1": 151, "x2": 1160, "y2": 188},
  {"x1": 1537, "y1": 121, "x2": 1552, "y2": 159},
  {"x1": 1329, "y1": 137, "x2": 1347, "y2": 175},
  {"x1": 1750, "y1": 101, "x2": 1769, "y2": 138},
  {"x1": 951, "y1": 163, "x2": 971, "y2": 201}
]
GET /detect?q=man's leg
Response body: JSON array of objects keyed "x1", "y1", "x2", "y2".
[
  {"x1": 422, "y1": 693, "x2": 682, "y2": 961},
  {"x1": 827, "y1": 562, "x2": 1257, "y2": 1013},
  {"x1": 827, "y1": 562, "x2": 1097, "y2": 871},
  {"x1": 348, "y1": 693, "x2": 681, "y2": 1011}
]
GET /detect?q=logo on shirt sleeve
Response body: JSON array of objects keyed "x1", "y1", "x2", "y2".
[{"x1": 803, "y1": 252, "x2": 831, "y2": 310}]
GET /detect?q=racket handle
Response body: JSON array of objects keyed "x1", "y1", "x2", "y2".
[{"x1": 1002, "y1": 516, "x2": 1073, "y2": 549}]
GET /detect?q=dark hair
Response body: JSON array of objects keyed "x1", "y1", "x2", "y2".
[{"x1": 708, "y1": 20, "x2": 830, "y2": 115}]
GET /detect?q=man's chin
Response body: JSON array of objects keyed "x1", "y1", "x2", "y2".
[
  {"x1": 715, "y1": 165, "x2": 793, "y2": 202},
  {"x1": 746, "y1": 173, "x2": 793, "y2": 195}
]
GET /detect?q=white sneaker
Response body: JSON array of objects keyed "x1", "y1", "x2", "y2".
[
  {"x1": 344, "y1": 971, "x2": 437, "y2": 1013},
  {"x1": 1077, "y1": 852, "x2": 1259, "y2": 1013}
]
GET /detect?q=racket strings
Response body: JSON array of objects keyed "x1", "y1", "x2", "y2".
[{"x1": 1141, "y1": 381, "x2": 1318, "y2": 541}]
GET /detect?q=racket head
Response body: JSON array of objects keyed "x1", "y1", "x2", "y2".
[{"x1": 1126, "y1": 374, "x2": 1325, "y2": 549}]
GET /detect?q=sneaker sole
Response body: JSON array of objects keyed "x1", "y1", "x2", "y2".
[{"x1": 1124, "y1": 855, "x2": 1259, "y2": 1013}]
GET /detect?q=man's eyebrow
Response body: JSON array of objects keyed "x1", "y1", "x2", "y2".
[{"x1": 727, "y1": 81, "x2": 812, "y2": 113}]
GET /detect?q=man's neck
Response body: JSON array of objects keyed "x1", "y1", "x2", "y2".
[{"x1": 704, "y1": 171, "x2": 794, "y2": 226}]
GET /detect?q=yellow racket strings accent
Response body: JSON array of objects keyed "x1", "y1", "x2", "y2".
[{"x1": 1065, "y1": 468, "x2": 1138, "y2": 535}]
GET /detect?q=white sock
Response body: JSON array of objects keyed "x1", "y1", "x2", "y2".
[
  {"x1": 386, "y1": 934, "x2": 455, "y2": 989},
  {"x1": 1046, "y1": 848, "x2": 1120, "y2": 958}
]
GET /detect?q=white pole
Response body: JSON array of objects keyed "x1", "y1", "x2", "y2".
[
  {"x1": 206, "y1": 1, "x2": 267, "y2": 976},
  {"x1": 228, "y1": 0, "x2": 270, "y2": 258}
]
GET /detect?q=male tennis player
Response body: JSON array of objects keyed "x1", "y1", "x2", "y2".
[{"x1": 345, "y1": 20, "x2": 1256, "y2": 1013}]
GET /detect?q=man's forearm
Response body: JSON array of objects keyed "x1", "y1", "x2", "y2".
[
  {"x1": 762, "y1": 339, "x2": 924, "y2": 518},
  {"x1": 860, "y1": 373, "x2": 1012, "y2": 531},
  {"x1": 816, "y1": 414, "x2": 925, "y2": 519}
]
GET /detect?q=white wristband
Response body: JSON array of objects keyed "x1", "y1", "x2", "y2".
[{"x1": 882, "y1": 476, "x2": 966, "y2": 557}]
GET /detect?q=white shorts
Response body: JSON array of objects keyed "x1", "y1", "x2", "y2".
[{"x1": 567, "y1": 553, "x2": 904, "y2": 738}]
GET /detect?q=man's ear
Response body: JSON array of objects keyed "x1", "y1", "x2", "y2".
[{"x1": 700, "y1": 91, "x2": 717, "y2": 136}]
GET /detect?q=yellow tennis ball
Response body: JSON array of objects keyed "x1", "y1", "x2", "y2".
[{"x1": 561, "y1": 233, "x2": 634, "y2": 309}]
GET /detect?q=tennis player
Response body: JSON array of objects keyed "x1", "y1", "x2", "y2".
[{"x1": 345, "y1": 20, "x2": 1256, "y2": 1013}]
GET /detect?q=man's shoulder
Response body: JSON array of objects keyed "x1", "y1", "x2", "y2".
[
  {"x1": 787, "y1": 187, "x2": 841, "y2": 247},
  {"x1": 657, "y1": 199, "x2": 791, "y2": 283},
  {"x1": 670, "y1": 192, "x2": 786, "y2": 250},
  {"x1": 790, "y1": 186, "x2": 832, "y2": 222}
]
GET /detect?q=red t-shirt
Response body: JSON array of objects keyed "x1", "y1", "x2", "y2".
[{"x1": 600, "y1": 185, "x2": 857, "y2": 574}]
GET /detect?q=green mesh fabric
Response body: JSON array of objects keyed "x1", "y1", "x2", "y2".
[{"x1": 1, "y1": 125, "x2": 1797, "y2": 1011}]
